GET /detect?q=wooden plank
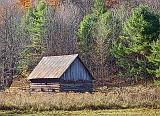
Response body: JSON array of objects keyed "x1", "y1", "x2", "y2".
[
  {"x1": 60, "y1": 83, "x2": 93, "y2": 92},
  {"x1": 61, "y1": 58, "x2": 93, "y2": 82},
  {"x1": 31, "y1": 83, "x2": 60, "y2": 85},
  {"x1": 31, "y1": 86, "x2": 59, "y2": 88},
  {"x1": 30, "y1": 84, "x2": 60, "y2": 87}
]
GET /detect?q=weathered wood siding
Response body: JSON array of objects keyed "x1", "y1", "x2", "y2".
[
  {"x1": 30, "y1": 83, "x2": 60, "y2": 92},
  {"x1": 60, "y1": 58, "x2": 92, "y2": 82},
  {"x1": 30, "y1": 79, "x2": 60, "y2": 92},
  {"x1": 29, "y1": 57, "x2": 94, "y2": 92},
  {"x1": 60, "y1": 58, "x2": 93, "y2": 92},
  {"x1": 60, "y1": 83, "x2": 93, "y2": 92},
  {"x1": 30, "y1": 78, "x2": 59, "y2": 83}
]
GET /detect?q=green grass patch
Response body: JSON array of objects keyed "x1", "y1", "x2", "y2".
[{"x1": 0, "y1": 109, "x2": 160, "y2": 116}]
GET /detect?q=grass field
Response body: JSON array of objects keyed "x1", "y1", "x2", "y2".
[
  {"x1": 0, "y1": 85, "x2": 160, "y2": 115},
  {"x1": 0, "y1": 109, "x2": 160, "y2": 116},
  {"x1": 0, "y1": 86, "x2": 160, "y2": 111}
]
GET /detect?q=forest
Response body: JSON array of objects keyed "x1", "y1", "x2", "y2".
[
  {"x1": 0, "y1": 0, "x2": 160, "y2": 115},
  {"x1": 0, "y1": 0, "x2": 159, "y2": 88}
]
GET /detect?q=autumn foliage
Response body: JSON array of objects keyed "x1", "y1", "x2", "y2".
[
  {"x1": 46, "y1": 0, "x2": 60, "y2": 7},
  {"x1": 17, "y1": 0, "x2": 59, "y2": 10},
  {"x1": 17, "y1": 0, "x2": 31, "y2": 9}
]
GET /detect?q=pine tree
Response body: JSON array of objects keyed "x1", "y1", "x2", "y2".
[
  {"x1": 123, "y1": 5, "x2": 159, "y2": 55},
  {"x1": 78, "y1": 0, "x2": 106, "y2": 55},
  {"x1": 78, "y1": 0, "x2": 121, "y2": 78},
  {"x1": 17, "y1": 0, "x2": 47, "y2": 76},
  {"x1": 111, "y1": 5, "x2": 160, "y2": 80},
  {"x1": 92, "y1": 0, "x2": 106, "y2": 16},
  {"x1": 78, "y1": 14, "x2": 96, "y2": 55},
  {"x1": 77, "y1": 0, "x2": 106, "y2": 66},
  {"x1": 148, "y1": 40, "x2": 160, "y2": 85}
]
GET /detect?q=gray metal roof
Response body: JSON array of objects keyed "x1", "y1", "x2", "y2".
[{"x1": 27, "y1": 54, "x2": 79, "y2": 80}]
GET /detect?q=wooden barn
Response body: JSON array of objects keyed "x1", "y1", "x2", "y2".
[{"x1": 27, "y1": 54, "x2": 94, "y2": 92}]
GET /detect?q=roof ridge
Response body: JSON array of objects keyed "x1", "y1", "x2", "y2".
[{"x1": 43, "y1": 54, "x2": 78, "y2": 58}]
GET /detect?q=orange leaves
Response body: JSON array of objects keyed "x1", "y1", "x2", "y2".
[
  {"x1": 17, "y1": 0, "x2": 31, "y2": 10},
  {"x1": 46, "y1": 0, "x2": 60, "y2": 7},
  {"x1": 17, "y1": 0, "x2": 59, "y2": 10}
]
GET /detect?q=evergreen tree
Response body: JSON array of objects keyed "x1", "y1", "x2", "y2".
[
  {"x1": 123, "y1": 5, "x2": 159, "y2": 55},
  {"x1": 78, "y1": 0, "x2": 106, "y2": 54},
  {"x1": 111, "y1": 5, "x2": 160, "y2": 80},
  {"x1": 78, "y1": 0, "x2": 121, "y2": 78},
  {"x1": 77, "y1": 0, "x2": 106, "y2": 65},
  {"x1": 17, "y1": 0, "x2": 47, "y2": 75},
  {"x1": 92, "y1": 0, "x2": 106, "y2": 16},
  {"x1": 77, "y1": 14, "x2": 96, "y2": 56},
  {"x1": 148, "y1": 40, "x2": 160, "y2": 85},
  {"x1": 92, "y1": 11, "x2": 120, "y2": 78}
]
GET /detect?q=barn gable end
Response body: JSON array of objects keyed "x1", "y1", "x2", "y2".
[
  {"x1": 60, "y1": 57, "x2": 94, "y2": 92},
  {"x1": 60, "y1": 57, "x2": 93, "y2": 82}
]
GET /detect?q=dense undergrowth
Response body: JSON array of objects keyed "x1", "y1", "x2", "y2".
[{"x1": 0, "y1": 85, "x2": 160, "y2": 111}]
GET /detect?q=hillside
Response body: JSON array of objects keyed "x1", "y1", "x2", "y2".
[
  {"x1": 0, "y1": 0, "x2": 160, "y2": 115},
  {"x1": 0, "y1": 0, "x2": 159, "y2": 90}
]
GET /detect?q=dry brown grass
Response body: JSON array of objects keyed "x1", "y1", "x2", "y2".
[{"x1": 0, "y1": 85, "x2": 160, "y2": 111}]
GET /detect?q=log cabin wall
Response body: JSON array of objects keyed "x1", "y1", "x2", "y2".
[{"x1": 30, "y1": 78, "x2": 60, "y2": 92}]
